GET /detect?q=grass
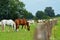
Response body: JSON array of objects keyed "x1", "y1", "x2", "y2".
[
  {"x1": 0, "y1": 23, "x2": 37, "y2": 40},
  {"x1": 1, "y1": 18, "x2": 60, "y2": 40},
  {"x1": 50, "y1": 18, "x2": 60, "y2": 40}
]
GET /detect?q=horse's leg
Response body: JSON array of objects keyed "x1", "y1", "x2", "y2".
[
  {"x1": 8, "y1": 25, "x2": 11, "y2": 32},
  {"x1": 2, "y1": 24, "x2": 5, "y2": 32},
  {"x1": 12, "y1": 24, "x2": 15, "y2": 31},
  {"x1": 11, "y1": 24, "x2": 14, "y2": 30},
  {"x1": 21, "y1": 25, "x2": 23, "y2": 29},
  {"x1": 13, "y1": 24, "x2": 16, "y2": 31},
  {"x1": 24, "y1": 24, "x2": 26, "y2": 29},
  {"x1": 10, "y1": 24, "x2": 14, "y2": 32},
  {"x1": 8, "y1": 26, "x2": 10, "y2": 32},
  {"x1": 17, "y1": 25, "x2": 19, "y2": 31},
  {"x1": 16, "y1": 25, "x2": 19, "y2": 32},
  {"x1": 27, "y1": 26, "x2": 30, "y2": 31},
  {"x1": 23, "y1": 24, "x2": 26, "y2": 31}
]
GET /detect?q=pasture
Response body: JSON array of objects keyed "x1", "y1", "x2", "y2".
[
  {"x1": 0, "y1": 18, "x2": 60, "y2": 40},
  {"x1": 50, "y1": 17, "x2": 60, "y2": 40},
  {"x1": 0, "y1": 23, "x2": 37, "y2": 40}
]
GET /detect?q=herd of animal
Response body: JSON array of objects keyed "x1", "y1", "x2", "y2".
[
  {"x1": 0, "y1": 18, "x2": 30, "y2": 32},
  {"x1": 0, "y1": 18, "x2": 57, "y2": 33}
]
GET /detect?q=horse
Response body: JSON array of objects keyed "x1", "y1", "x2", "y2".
[
  {"x1": 1, "y1": 19, "x2": 16, "y2": 32},
  {"x1": 15, "y1": 18, "x2": 30, "y2": 31},
  {"x1": 37, "y1": 20, "x2": 43, "y2": 23}
]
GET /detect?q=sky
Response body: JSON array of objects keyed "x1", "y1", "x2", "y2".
[{"x1": 20, "y1": 0, "x2": 60, "y2": 15}]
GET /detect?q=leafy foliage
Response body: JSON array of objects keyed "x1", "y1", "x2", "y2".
[
  {"x1": 0, "y1": 0, "x2": 34, "y2": 20},
  {"x1": 35, "y1": 7, "x2": 55, "y2": 19},
  {"x1": 44, "y1": 7, "x2": 55, "y2": 17},
  {"x1": 36, "y1": 11, "x2": 50, "y2": 19}
]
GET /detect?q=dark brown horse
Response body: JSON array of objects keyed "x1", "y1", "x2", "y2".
[{"x1": 15, "y1": 18, "x2": 30, "y2": 31}]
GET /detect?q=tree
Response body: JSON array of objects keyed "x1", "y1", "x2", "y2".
[
  {"x1": 9, "y1": 0, "x2": 25, "y2": 20},
  {"x1": 0, "y1": 0, "x2": 34, "y2": 20},
  {"x1": 26, "y1": 12, "x2": 34, "y2": 19},
  {"x1": 0, "y1": 0, "x2": 25, "y2": 20},
  {"x1": 44, "y1": 7, "x2": 55, "y2": 17},
  {"x1": 36, "y1": 11, "x2": 49, "y2": 19},
  {"x1": 0, "y1": 0, "x2": 9, "y2": 20},
  {"x1": 55, "y1": 14, "x2": 60, "y2": 17}
]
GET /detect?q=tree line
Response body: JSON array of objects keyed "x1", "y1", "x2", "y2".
[
  {"x1": 0, "y1": 0, "x2": 59, "y2": 21},
  {"x1": 36, "y1": 7, "x2": 55, "y2": 20}
]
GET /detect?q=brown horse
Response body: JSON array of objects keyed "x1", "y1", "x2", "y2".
[{"x1": 14, "y1": 18, "x2": 30, "y2": 31}]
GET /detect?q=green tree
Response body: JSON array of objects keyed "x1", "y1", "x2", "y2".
[
  {"x1": 44, "y1": 7, "x2": 55, "y2": 17},
  {"x1": 55, "y1": 14, "x2": 60, "y2": 17},
  {"x1": 0, "y1": 0, "x2": 25, "y2": 20},
  {"x1": 19, "y1": 9, "x2": 34, "y2": 19},
  {"x1": 35, "y1": 11, "x2": 50, "y2": 19},
  {"x1": 0, "y1": 0, "x2": 34, "y2": 20},
  {"x1": 36, "y1": 11, "x2": 46, "y2": 19},
  {"x1": 9, "y1": 0, "x2": 25, "y2": 20},
  {"x1": 26, "y1": 12, "x2": 34, "y2": 19},
  {"x1": 0, "y1": 0, "x2": 9, "y2": 20}
]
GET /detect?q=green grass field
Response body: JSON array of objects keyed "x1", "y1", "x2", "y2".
[
  {"x1": 0, "y1": 18, "x2": 60, "y2": 40},
  {"x1": 0, "y1": 23, "x2": 37, "y2": 40},
  {"x1": 50, "y1": 18, "x2": 60, "y2": 40}
]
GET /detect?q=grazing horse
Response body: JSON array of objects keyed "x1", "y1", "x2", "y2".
[
  {"x1": 1, "y1": 19, "x2": 16, "y2": 31},
  {"x1": 15, "y1": 18, "x2": 30, "y2": 31}
]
